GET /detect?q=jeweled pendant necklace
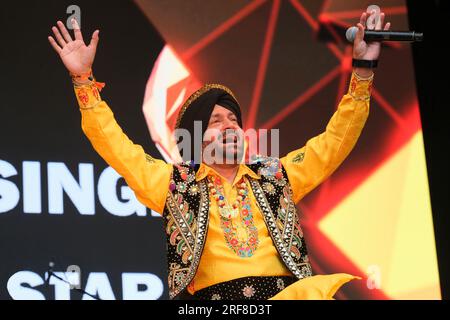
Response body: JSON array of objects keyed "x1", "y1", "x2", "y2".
[
  {"x1": 207, "y1": 176, "x2": 259, "y2": 258},
  {"x1": 207, "y1": 176, "x2": 246, "y2": 219}
]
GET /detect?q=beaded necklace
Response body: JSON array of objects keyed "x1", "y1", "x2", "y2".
[{"x1": 207, "y1": 176, "x2": 259, "y2": 258}]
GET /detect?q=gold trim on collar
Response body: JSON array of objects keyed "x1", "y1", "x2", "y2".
[{"x1": 195, "y1": 163, "x2": 261, "y2": 183}]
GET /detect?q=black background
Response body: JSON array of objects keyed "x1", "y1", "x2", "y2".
[
  {"x1": 0, "y1": 0, "x2": 169, "y2": 300},
  {"x1": 408, "y1": 0, "x2": 450, "y2": 300}
]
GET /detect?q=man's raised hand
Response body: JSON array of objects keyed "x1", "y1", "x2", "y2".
[
  {"x1": 353, "y1": 8, "x2": 391, "y2": 61},
  {"x1": 48, "y1": 19, "x2": 99, "y2": 76}
]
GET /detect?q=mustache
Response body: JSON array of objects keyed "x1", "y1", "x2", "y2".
[
  {"x1": 221, "y1": 131, "x2": 239, "y2": 143},
  {"x1": 204, "y1": 129, "x2": 244, "y2": 144}
]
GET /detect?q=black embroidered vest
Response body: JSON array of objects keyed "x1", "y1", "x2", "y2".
[{"x1": 163, "y1": 156, "x2": 313, "y2": 299}]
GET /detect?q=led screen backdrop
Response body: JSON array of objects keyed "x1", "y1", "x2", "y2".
[{"x1": 0, "y1": 0, "x2": 440, "y2": 299}]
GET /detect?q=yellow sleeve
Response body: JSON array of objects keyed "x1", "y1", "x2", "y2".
[
  {"x1": 281, "y1": 72, "x2": 373, "y2": 203},
  {"x1": 74, "y1": 82, "x2": 172, "y2": 213}
]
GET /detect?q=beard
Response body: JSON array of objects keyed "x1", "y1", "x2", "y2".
[{"x1": 217, "y1": 141, "x2": 245, "y2": 164}]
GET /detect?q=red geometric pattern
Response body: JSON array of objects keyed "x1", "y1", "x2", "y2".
[{"x1": 137, "y1": 0, "x2": 436, "y2": 299}]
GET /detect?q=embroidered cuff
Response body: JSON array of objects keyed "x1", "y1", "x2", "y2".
[
  {"x1": 74, "y1": 83, "x2": 102, "y2": 110},
  {"x1": 348, "y1": 72, "x2": 374, "y2": 101}
]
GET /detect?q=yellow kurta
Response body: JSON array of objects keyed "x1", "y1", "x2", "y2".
[{"x1": 74, "y1": 72, "x2": 372, "y2": 299}]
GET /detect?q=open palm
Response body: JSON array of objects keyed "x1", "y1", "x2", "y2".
[{"x1": 48, "y1": 19, "x2": 99, "y2": 76}]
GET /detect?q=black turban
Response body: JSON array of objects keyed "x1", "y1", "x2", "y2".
[{"x1": 175, "y1": 84, "x2": 242, "y2": 163}]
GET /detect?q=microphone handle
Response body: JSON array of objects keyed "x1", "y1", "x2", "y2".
[
  {"x1": 45, "y1": 268, "x2": 53, "y2": 285},
  {"x1": 364, "y1": 30, "x2": 424, "y2": 42}
]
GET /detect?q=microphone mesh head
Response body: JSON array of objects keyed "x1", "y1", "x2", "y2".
[{"x1": 346, "y1": 26, "x2": 358, "y2": 43}]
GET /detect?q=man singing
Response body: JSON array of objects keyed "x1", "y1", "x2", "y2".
[{"x1": 48, "y1": 7, "x2": 390, "y2": 300}]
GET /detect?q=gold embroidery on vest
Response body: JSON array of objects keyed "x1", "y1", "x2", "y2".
[{"x1": 166, "y1": 179, "x2": 210, "y2": 299}]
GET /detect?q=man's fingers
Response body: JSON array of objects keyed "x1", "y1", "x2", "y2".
[
  {"x1": 48, "y1": 36, "x2": 62, "y2": 54},
  {"x1": 354, "y1": 23, "x2": 365, "y2": 44},
  {"x1": 57, "y1": 20, "x2": 73, "y2": 43},
  {"x1": 384, "y1": 22, "x2": 391, "y2": 31},
  {"x1": 359, "y1": 12, "x2": 367, "y2": 28},
  {"x1": 376, "y1": 12, "x2": 385, "y2": 31},
  {"x1": 72, "y1": 18, "x2": 84, "y2": 42},
  {"x1": 52, "y1": 26, "x2": 66, "y2": 47},
  {"x1": 89, "y1": 30, "x2": 100, "y2": 49}
]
